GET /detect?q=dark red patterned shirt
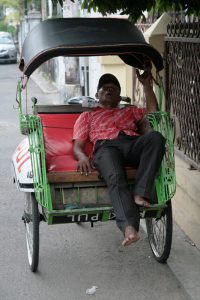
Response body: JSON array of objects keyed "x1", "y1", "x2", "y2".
[{"x1": 73, "y1": 106, "x2": 145, "y2": 146}]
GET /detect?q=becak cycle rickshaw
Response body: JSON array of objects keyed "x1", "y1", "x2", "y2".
[{"x1": 12, "y1": 17, "x2": 176, "y2": 272}]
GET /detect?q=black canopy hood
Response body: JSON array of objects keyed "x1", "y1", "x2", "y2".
[{"x1": 19, "y1": 18, "x2": 163, "y2": 76}]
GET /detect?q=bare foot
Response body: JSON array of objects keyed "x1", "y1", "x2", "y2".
[
  {"x1": 122, "y1": 225, "x2": 140, "y2": 246},
  {"x1": 134, "y1": 195, "x2": 150, "y2": 207}
]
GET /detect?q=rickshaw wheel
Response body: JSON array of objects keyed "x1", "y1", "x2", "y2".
[
  {"x1": 23, "y1": 193, "x2": 39, "y2": 272},
  {"x1": 145, "y1": 200, "x2": 173, "y2": 263}
]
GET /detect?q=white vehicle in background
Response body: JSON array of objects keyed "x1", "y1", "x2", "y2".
[
  {"x1": 0, "y1": 31, "x2": 12, "y2": 39},
  {"x1": 0, "y1": 34, "x2": 17, "y2": 63}
]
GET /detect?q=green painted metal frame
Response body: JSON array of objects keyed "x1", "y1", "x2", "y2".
[
  {"x1": 18, "y1": 80, "x2": 52, "y2": 210},
  {"x1": 148, "y1": 112, "x2": 176, "y2": 204}
]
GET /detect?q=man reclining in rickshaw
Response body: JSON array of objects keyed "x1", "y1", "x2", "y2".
[{"x1": 73, "y1": 70, "x2": 165, "y2": 247}]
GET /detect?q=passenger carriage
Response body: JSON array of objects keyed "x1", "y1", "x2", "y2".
[{"x1": 12, "y1": 18, "x2": 176, "y2": 272}]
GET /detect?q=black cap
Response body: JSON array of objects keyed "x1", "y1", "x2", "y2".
[{"x1": 97, "y1": 73, "x2": 121, "y2": 91}]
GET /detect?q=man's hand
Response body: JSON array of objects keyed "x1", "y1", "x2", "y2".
[
  {"x1": 77, "y1": 154, "x2": 93, "y2": 175},
  {"x1": 136, "y1": 69, "x2": 152, "y2": 87},
  {"x1": 137, "y1": 117, "x2": 152, "y2": 135},
  {"x1": 74, "y1": 139, "x2": 95, "y2": 175},
  {"x1": 136, "y1": 69, "x2": 158, "y2": 113}
]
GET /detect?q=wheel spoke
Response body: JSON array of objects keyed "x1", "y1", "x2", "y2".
[
  {"x1": 151, "y1": 217, "x2": 166, "y2": 255},
  {"x1": 25, "y1": 223, "x2": 33, "y2": 264}
]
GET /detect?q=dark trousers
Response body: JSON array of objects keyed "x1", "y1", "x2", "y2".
[{"x1": 93, "y1": 131, "x2": 166, "y2": 233}]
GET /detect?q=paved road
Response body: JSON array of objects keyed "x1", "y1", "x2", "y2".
[{"x1": 0, "y1": 63, "x2": 199, "y2": 300}]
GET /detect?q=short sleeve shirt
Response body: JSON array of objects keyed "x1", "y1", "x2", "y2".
[{"x1": 73, "y1": 106, "x2": 145, "y2": 146}]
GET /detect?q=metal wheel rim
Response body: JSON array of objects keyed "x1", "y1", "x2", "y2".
[
  {"x1": 25, "y1": 222, "x2": 33, "y2": 266},
  {"x1": 24, "y1": 196, "x2": 34, "y2": 266},
  {"x1": 147, "y1": 215, "x2": 167, "y2": 258}
]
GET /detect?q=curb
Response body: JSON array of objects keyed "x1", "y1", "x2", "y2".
[{"x1": 31, "y1": 70, "x2": 58, "y2": 94}]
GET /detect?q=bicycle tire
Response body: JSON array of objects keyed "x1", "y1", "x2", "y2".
[
  {"x1": 145, "y1": 200, "x2": 173, "y2": 263},
  {"x1": 23, "y1": 193, "x2": 40, "y2": 272}
]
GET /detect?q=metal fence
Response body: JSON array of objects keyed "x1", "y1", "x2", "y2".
[{"x1": 165, "y1": 20, "x2": 200, "y2": 170}]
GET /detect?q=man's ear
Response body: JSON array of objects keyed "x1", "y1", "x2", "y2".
[{"x1": 95, "y1": 92, "x2": 99, "y2": 99}]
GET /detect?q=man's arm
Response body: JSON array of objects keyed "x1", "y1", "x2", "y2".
[
  {"x1": 74, "y1": 139, "x2": 92, "y2": 175},
  {"x1": 73, "y1": 111, "x2": 93, "y2": 175},
  {"x1": 136, "y1": 69, "x2": 158, "y2": 134},
  {"x1": 136, "y1": 69, "x2": 158, "y2": 113}
]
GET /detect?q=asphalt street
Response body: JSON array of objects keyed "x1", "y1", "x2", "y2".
[{"x1": 0, "y1": 63, "x2": 200, "y2": 300}]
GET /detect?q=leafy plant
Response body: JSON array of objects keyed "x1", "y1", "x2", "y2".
[{"x1": 60, "y1": 0, "x2": 200, "y2": 22}]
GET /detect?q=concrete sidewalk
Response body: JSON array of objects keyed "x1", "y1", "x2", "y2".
[
  {"x1": 31, "y1": 72, "x2": 200, "y2": 300},
  {"x1": 31, "y1": 70, "x2": 60, "y2": 105},
  {"x1": 168, "y1": 222, "x2": 200, "y2": 300},
  {"x1": 141, "y1": 219, "x2": 200, "y2": 300},
  {"x1": 31, "y1": 70, "x2": 58, "y2": 95},
  {"x1": 173, "y1": 156, "x2": 200, "y2": 250}
]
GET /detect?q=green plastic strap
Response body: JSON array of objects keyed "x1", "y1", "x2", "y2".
[{"x1": 159, "y1": 83, "x2": 163, "y2": 110}]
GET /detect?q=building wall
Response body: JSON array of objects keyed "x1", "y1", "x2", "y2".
[
  {"x1": 88, "y1": 56, "x2": 133, "y2": 100},
  {"x1": 173, "y1": 156, "x2": 200, "y2": 249},
  {"x1": 144, "y1": 13, "x2": 200, "y2": 250}
]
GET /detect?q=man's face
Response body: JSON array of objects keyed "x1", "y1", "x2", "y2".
[{"x1": 96, "y1": 82, "x2": 121, "y2": 108}]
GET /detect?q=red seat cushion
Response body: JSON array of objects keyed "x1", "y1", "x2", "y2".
[{"x1": 39, "y1": 113, "x2": 93, "y2": 172}]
